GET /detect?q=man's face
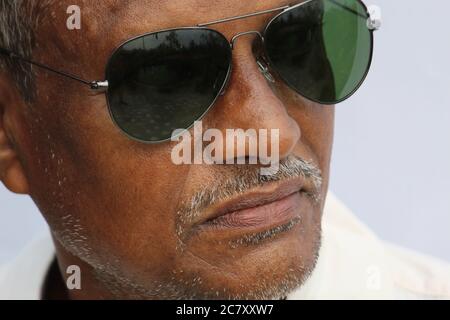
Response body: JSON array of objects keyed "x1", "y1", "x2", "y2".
[{"x1": 6, "y1": 0, "x2": 334, "y2": 299}]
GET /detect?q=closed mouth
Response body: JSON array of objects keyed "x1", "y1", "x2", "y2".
[{"x1": 191, "y1": 178, "x2": 312, "y2": 235}]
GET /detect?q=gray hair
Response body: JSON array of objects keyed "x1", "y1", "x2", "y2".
[{"x1": 0, "y1": 1, "x2": 51, "y2": 101}]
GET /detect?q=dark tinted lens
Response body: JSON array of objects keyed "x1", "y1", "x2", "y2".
[
  {"x1": 106, "y1": 29, "x2": 231, "y2": 142},
  {"x1": 265, "y1": 0, "x2": 372, "y2": 104}
]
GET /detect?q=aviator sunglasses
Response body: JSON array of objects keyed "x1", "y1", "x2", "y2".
[{"x1": 0, "y1": 0, "x2": 380, "y2": 142}]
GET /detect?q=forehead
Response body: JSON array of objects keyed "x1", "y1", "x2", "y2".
[
  {"x1": 82, "y1": 0, "x2": 290, "y2": 22},
  {"x1": 36, "y1": 0, "x2": 292, "y2": 79},
  {"x1": 46, "y1": 0, "x2": 293, "y2": 39}
]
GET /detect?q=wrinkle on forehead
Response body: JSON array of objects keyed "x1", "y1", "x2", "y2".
[
  {"x1": 58, "y1": 0, "x2": 292, "y2": 36},
  {"x1": 34, "y1": 0, "x2": 293, "y2": 79}
]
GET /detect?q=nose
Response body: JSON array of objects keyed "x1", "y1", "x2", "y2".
[{"x1": 205, "y1": 36, "x2": 301, "y2": 164}]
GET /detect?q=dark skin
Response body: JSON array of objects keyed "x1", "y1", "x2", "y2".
[{"x1": 0, "y1": 0, "x2": 334, "y2": 299}]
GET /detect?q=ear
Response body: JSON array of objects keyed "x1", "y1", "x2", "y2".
[{"x1": 0, "y1": 76, "x2": 30, "y2": 194}]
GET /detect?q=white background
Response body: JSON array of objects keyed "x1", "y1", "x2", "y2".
[{"x1": 1, "y1": 0, "x2": 449, "y2": 264}]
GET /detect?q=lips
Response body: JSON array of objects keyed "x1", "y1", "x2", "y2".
[{"x1": 193, "y1": 178, "x2": 312, "y2": 233}]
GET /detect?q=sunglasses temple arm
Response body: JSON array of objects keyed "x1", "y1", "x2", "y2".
[{"x1": 0, "y1": 47, "x2": 107, "y2": 90}]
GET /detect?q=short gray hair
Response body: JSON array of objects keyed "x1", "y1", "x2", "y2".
[{"x1": 0, "y1": 0, "x2": 51, "y2": 101}]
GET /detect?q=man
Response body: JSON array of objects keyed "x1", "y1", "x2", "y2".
[{"x1": 0, "y1": 0, "x2": 449, "y2": 300}]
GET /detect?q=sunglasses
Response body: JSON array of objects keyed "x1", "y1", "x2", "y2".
[{"x1": 0, "y1": 0, "x2": 380, "y2": 143}]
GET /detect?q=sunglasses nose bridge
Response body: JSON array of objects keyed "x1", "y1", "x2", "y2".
[
  {"x1": 219, "y1": 30, "x2": 274, "y2": 96},
  {"x1": 229, "y1": 30, "x2": 264, "y2": 50}
]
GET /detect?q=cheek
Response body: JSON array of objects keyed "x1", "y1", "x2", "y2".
[
  {"x1": 25, "y1": 92, "x2": 194, "y2": 277},
  {"x1": 276, "y1": 84, "x2": 335, "y2": 166},
  {"x1": 295, "y1": 102, "x2": 335, "y2": 166},
  {"x1": 72, "y1": 145, "x2": 186, "y2": 261},
  {"x1": 38, "y1": 140, "x2": 192, "y2": 280}
]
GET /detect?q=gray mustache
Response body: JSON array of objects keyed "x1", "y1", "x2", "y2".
[{"x1": 176, "y1": 155, "x2": 323, "y2": 237}]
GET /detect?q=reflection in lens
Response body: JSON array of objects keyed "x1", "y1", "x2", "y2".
[
  {"x1": 106, "y1": 29, "x2": 231, "y2": 142},
  {"x1": 265, "y1": 0, "x2": 372, "y2": 104}
]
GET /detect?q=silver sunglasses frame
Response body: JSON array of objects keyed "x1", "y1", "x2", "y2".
[
  {"x1": 101, "y1": 0, "x2": 378, "y2": 143},
  {"x1": 0, "y1": 0, "x2": 380, "y2": 90},
  {"x1": 0, "y1": 0, "x2": 381, "y2": 143},
  {"x1": 103, "y1": 0, "x2": 379, "y2": 92}
]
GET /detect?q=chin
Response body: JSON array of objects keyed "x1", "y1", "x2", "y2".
[
  {"x1": 166, "y1": 202, "x2": 323, "y2": 300},
  {"x1": 97, "y1": 210, "x2": 322, "y2": 300},
  {"x1": 90, "y1": 192, "x2": 323, "y2": 300}
]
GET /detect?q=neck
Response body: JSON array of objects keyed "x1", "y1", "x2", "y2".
[{"x1": 50, "y1": 237, "x2": 118, "y2": 300}]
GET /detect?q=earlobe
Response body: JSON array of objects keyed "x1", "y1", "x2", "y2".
[
  {"x1": 0, "y1": 78, "x2": 30, "y2": 195},
  {"x1": 1, "y1": 159, "x2": 29, "y2": 194}
]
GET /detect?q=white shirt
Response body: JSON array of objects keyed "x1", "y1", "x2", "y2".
[{"x1": 1, "y1": 193, "x2": 449, "y2": 300}]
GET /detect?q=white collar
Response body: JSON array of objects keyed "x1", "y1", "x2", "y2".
[
  {"x1": 0, "y1": 228, "x2": 54, "y2": 300},
  {"x1": 288, "y1": 193, "x2": 396, "y2": 299}
]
